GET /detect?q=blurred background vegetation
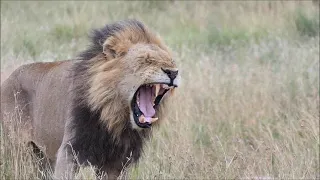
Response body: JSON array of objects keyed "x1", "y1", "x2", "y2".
[
  {"x1": 1, "y1": 1, "x2": 319, "y2": 179},
  {"x1": 1, "y1": 1, "x2": 319, "y2": 65}
]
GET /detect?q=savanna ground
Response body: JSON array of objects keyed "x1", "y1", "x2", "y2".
[{"x1": 1, "y1": 1, "x2": 319, "y2": 179}]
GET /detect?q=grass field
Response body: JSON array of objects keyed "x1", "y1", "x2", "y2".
[{"x1": 1, "y1": 1, "x2": 319, "y2": 179}]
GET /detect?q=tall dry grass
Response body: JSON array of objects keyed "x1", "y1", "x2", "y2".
[{"x1": 1, "y1": 1, "x2": 319, "y2": 179}]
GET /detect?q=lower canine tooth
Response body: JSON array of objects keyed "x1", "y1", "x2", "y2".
[
  {"x1": 139, "y1": 115, "x2": 145, "y2": 123},
  {"x1": 151, "y1": 117, "x2": 158, "y2": 123}
]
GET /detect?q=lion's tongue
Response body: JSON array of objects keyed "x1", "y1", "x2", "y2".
[{"x1": 139, "y1": 86, "x2": 155, "y2": 123}]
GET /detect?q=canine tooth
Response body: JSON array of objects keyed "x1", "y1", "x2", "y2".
[
  {"x1": 151, "y1": 117, "x2": 158, "y2": 123},
  {"x1": 155, "y1": 84, "x2": 160, "y2": 97},
  {"x1": 137, "y1": 95, "x2": 140, "y2": 105},
  {"x1": 162, "y1": 84, "x2": 169, "y2": 89},
  {"x1": 139, "y1": 115, "x2": 145, "y2": 123}
]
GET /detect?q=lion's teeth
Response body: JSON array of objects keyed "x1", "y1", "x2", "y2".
[
  {"x1": 151, "y1": 117, "x2": 158, "y2": 123},
  {"x1": 139, "y1": 115, "x2": 145, "y2": 123},
  {"x1": 162, "y1": 84, "x2": 170, "y2": 89},
  {"x1": 137, "y1": 94, "x2": 140, "y2": 106},
  {"x1": 155, "y1": 84, "x2": 160, "y2": 97},
  {"x1": 139, "y1": 115, "x2": 158, "y2": 124}
]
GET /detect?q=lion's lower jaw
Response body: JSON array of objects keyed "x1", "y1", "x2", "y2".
[{"x1": 130, "y1": 112, "x2": 144, "y2": 130}]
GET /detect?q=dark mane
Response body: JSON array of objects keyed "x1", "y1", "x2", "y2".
[
  {"x1": 78, "y1": 19, "x2": 146, "y2": 60},
  {"x1": 69, "y1": 104, "x2": 149, "y2": 168}
]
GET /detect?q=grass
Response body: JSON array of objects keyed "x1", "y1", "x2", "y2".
[
  {"x1": 295, "y1": 7, "x2": 320, "y2": 37},
  {"x1": 1, "y1": 1, "x2": 319, "y2": 179}
]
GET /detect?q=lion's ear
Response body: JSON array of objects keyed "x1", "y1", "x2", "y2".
[{"x1": 103, "y1": 36, "x2": 132, "y2": 59}]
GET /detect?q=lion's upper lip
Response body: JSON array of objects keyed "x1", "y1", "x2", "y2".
[{"x1": 131, "y1": 83, "x2": 173, "y2": 128}]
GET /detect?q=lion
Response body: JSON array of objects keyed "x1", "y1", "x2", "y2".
[{"x1": 1, "y1": 20, "x2": 180, "y2": 179}]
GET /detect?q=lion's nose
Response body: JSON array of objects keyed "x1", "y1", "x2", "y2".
[{"x1": 161, "y1": 68, "x2": 178, "y2": 80}]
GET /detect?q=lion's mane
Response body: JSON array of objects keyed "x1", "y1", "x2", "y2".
[{"x1": 69, "y1": 20, "x2": 167, "y2": 167}]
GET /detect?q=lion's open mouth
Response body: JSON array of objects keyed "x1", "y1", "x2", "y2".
[{"x1": 131, "y1": 83, "x2": 173, "y2": 128}]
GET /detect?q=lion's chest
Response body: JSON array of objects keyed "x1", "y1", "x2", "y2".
[{"x1": 70, "y1": 106, "x2": 145, "y2": 168}]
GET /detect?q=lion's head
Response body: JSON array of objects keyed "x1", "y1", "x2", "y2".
[{"x1": 74, "y1": 20, "x2": 179, "y2": 137}]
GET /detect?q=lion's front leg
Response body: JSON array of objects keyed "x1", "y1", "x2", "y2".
[{"x1": 53, "y1": 144, "x2": 78, "y2": 180}]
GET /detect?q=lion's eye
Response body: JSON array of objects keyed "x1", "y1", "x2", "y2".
[{"x1": 146, "y1": 58, "x2": 156, "y2": 63}]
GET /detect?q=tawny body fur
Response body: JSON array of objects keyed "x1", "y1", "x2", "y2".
[
  {"x1": 1, "y1": 61, "x2": 73, "y2": 155},
  {"x1": 1, "y1": 20, "x2": 179, "y2": 179}
]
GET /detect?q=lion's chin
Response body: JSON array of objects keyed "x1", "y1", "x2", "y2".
[{"x1": 130, "y1": 83, "x2": 174, "y2": 128}]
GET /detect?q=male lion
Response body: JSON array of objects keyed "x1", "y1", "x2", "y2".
[{"x1": 1, "y1": 20, "x2": 179, "y2": 179}]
